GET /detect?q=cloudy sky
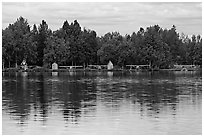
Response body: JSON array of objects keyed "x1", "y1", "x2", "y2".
[{"x1": 2, "y1": 2, "x2": 202, "y2": 36}]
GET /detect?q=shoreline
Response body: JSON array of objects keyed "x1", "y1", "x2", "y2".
[{"x1": 2, "y1": 68, "x2": 201, "y2": 73}]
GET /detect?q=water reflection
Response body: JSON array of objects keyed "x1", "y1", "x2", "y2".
[
  {"x1": 95, "y1": 72, "x2": 180, "y2": 118},
  {"x1": 107, "y1": 71, "x2": 113, "y2": 77},
  {"x1": 2, "y1": 71, "x2": 202, "y2": 134},
  {"x1": 3, "y1": 72, "x2": 30, "y2": 126},
  {"x1": 52, "y1": 72, "x2": 58, "y2": 76}
]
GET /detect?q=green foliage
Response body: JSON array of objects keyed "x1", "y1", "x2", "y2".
[
  {"x1": 81, "y1": 29, "x2": 98, "y2": 65},
  {"x1": 43, "y1": 36, "x2": 69, "y2": 68},
  {"x1": 2, "y1": 17, "x2": 202, "y2": 69},
  {"x1": 141, "y1": 25, "x2": 172, "y2": 68},
  {"x1": 37, "y1": 20, "x2": 52, "y2": 66},
  {"x1": 97, "y1": 32, "x2": 123, "y2": 65},
  {"x1": 2, "y1": 17, "x2": 34, "y2": 67}
]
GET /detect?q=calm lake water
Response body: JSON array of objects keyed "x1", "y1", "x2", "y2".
[{"x1": 2, "y1": 71, "x2": 202, "y2": 135}]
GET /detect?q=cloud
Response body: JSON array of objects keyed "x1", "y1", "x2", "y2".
[{"x1": 2, "y1": 2, "x2": 202, "y2": 36}]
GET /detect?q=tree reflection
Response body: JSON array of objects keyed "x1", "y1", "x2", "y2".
[
  {"x1": 43, "y1": 73, "x2": 98, "y2": 125},
  {"x1": 62, "y1": 82, "x2": 82, "y2": 124},
  {"x1": 2, "y1": 72, "x2": 31, "y2": 126},
  {"x1": 135, "y1": 81, "x2": 178, "y2": 117},
  {"x1": 2, "y1": 71, "x2": 202, "y2": 131},
  {"x1": 35, "y1": 74, "x2": 48, "y2": 124},
  {"x1": 60, "y1": 77, "x2": 97, "y2": 124},
  {"x1": 95, "y1": 72, "x2": 187, "y2": 118}
]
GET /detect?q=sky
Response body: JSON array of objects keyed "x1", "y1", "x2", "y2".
[{"x1": 2, "y1": 2, "x2": 202, "y2": 36}]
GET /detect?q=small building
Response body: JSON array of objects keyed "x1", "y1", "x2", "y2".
[
  {"x1": 21, "y1": 59, "x2": 28, "y2": 70},
  {"x1": 107, "y1": 60, "x2": 113, "y2": 70},
  {"x1": 52, "y1": 62, "x2": 58, "y2": 70}
]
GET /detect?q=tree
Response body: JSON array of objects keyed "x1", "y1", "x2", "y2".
[
  {"x1": 185, "y1": 35, "x2": 202, "y2": 65},
  {"x1": 2, "y1": 17, "x2": 31, "y2": 68},
  {"x1": 43, "y1": 36, "x2": 70, "y2": 68},
  {"x1": 37, "y1": 20, "x2": 52, "y2": 66},
  {"x1": 160, "y1": 25, "x2": 183, "y2": 65},
  {"x1": 130, "y1": 28, "x2": 145, "y2": 64},
  {"x1": 142, "y1": 25, "x2": 172, "y2": 68},
  {"x1": 2, "y1": 17, "x2": 202, "y2": 69},
  {"x1": 117, "y1": 39, "x2": 132, "y2": 66},
  {"x1": 27, "y1": 24, "x2": 39, "y2": 65},
  {"x1": 81, "y1": 29, "x2": 98, "y2": 65},
  {"x1": 2, "y1": 27, "x2": 15, "y2": 68},
  {"x1": 97, "y1": 32, "x2": 123, "y2": 65}
]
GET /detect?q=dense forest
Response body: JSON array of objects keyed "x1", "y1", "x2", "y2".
[{"x1": 2, "y1": 16, "x2": 202, "y2": 69}]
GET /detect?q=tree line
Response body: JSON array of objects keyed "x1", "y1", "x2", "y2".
[{"x1": 2, "y1": 16, "x2": 202, "y2": 69}]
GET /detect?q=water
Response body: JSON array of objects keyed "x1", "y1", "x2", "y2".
[{"x1": 2, "y1": 71, "x2": 202, "y2": 135}]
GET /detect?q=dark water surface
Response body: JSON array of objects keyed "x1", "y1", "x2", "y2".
[{"x1": 2, "y1": 71, "x2": 202, "y2": 135}]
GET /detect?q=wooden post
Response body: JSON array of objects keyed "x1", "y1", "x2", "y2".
[
  {"x1": 3, "y1": 61, "x2": 4, "y2": 70},
  {"x1": 83, "y1": 62, "x2": 85, "y2": 70},
  {"x1": 15, "y1": 52, "x2": 17, "y2": 68}
]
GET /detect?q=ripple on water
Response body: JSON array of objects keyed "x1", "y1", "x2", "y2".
[{"x1": 2, "y1": 71, "x2": 202, "y2": 135}]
